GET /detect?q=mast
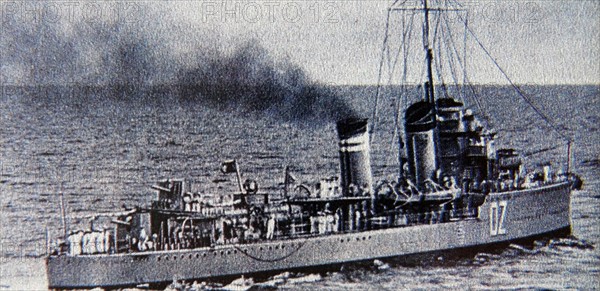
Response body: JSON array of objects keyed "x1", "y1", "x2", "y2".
[
  {"x1": 423, "y1": 0, "x2": 435, "y2": 103},
  {"x1": 59, "y1": 186, "x2": 67, "y2": 241}
]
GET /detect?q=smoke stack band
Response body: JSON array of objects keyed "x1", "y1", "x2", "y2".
[{"x1": 337, "y1": 118, "x2": 373, "y2": 197}]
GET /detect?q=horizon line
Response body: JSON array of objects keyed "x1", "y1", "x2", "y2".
[{"x1": 1, "y1": 82, "x2": 599, "y2": 87}]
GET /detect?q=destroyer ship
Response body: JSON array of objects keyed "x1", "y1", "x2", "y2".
[{"x1": 46, "y1": 0, "x2": 582, "y2": 289}]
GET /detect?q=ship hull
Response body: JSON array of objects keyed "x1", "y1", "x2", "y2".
[{"x1": 47, "y1": 183, "x2": 571, "y2": 289}]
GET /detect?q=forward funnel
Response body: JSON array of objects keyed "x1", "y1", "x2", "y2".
[{"x1": 337, "y1": 118, "x2": 373, "y2": 197}]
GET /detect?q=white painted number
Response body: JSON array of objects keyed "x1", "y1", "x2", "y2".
[{"x1": 490, "y1": 200, "x2": 508, "y2": 236}]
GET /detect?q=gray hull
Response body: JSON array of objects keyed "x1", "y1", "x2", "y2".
[{"x1": 47, "y1": 183, "x2": 571, "y2": 288}]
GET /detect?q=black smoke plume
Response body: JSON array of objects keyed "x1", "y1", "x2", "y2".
[
  {"x1": 177, "y1": 41, "x2": 357, "y2": 122},
  {"x1": 1, "y1": 2, "x2": 357, "y2": 122}
]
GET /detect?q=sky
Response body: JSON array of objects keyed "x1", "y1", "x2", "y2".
[
  {"x1": 1, "y1": 0, "x2": 598, "y2": 85},
  {"x1": 174, "y1": 0, "x2": 599, "y2": 85}
]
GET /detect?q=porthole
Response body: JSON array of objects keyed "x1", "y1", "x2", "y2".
[
  {"x1": 157, "y1": 256, "x2": 161, "y2": 261},
  {"x1": 356, "y1": 237, "x2": 360, "y2": 241},
  {"x1": 188, "y1": 254, "x2": 192, "y2": 259},
  {"x1": 268, "y1": 246, "x2": 272, "y2": 250},
  {"x1": 259, "y1": 247, "x2": 263, "y2": 251},
  {"x1": 173, "y1": 256, "x2": 177, "y2": 260},
  {"x1": 363, "y1": 237, "x2": 366, "y2": 240},
  {"x1": 195, "y1": 254, "x2": 200, "y2": 259},
  {"x1": 203, "y1": 253, "x2": 207, "y2": 257},
  {"x1": 340, "y1": 239, "x2": 344, "y2": 243},
  {"x1": 368, "y1": 236, "x2": 372, "y2": 239},
  {"x1": 165, "y1": 256, "x2": 169, "y2": 261},
  {"x1": 227, "y1": 250, "x2": 231, "y2": 255},
  {"x1": 234, "y1": 250, "x2": 238, "y2": 254},
  {"x1": 220, "y1": 251, "x2": 224, "y2": 255}
]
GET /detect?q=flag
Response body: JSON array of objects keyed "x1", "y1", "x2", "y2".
[{"x1": 221, "y1": 160, "x2": 237, "y2": 174}]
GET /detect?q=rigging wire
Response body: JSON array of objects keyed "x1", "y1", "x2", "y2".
[
  {"x1": 393, "y1": 12, "x2": 417, "y2": 130},
  {"x1": 371, "y1": 0, "x2": 406, "y2": 145},
  {"x1": 389, "y1": 11, "x2": 417, "y2": 168},
  {"x1": 370, "y1": 8, "x2": 393, "y2": 144},
  {"x1": 454, "y1": 11, "x2": 570, "y2": 143},
  {"x1": 388, "y1": 15, "x2": 413, "y2": 85},
  {"x1": 443, "y1": 0, "x2": 470, "y2": 105},
  {"x1": 439, "y1": 12, "x2": 462, "y2": 103},
  {"x1": 380, "y1": 0, "x2": 570, "y2": 170},
  {"x1": 462, "y1": 10, "x2": 469, "y2": 102},
  {"x1": 390, "y1": 17, "x2": 407, "y2": 152},
  {"x1": 431, "y1": 11, "x2": 450, "y2": 98},
  {"x1": 439, "y1": 10, "x2": 492, "y2": 126},
  {"x1": 387, "y1": 3, "x2": 413, "y2": 84},
  {"x1": 439, "y1": 11, "x2": 467, "y2": 103},
  {"x1": 373, "y1": 0, "x2": 414, "y2": 169},
  {"x1": 448, "y1": 0, "x2": 570, "y2": 167}
]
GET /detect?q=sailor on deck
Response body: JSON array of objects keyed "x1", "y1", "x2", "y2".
[
  {"x1": 266, "y1": 214, "x2": 276, "y2": 240},
  {"x1": 138, "y1": 228, "x2": 149, "y2": 251},
  {"x1": 104, "y1": 228, "x2": 112, "y2": 253},
  {"x1": 94, "y1": 231, "x2": 105, "y2": 253},
  {"x1": 67, "y1": 230, "x2": 83, "y2": 256},
  {"x1": 318, "y1": 212, "x2": 327, "y2": 234},
  {"x1": 310, "y1": 215, "x2": 318, "y2": 234},
  {"x1": 82, "y1": 231, "x2": 97, "y2": 254},
  {"x1": 333, "y1": 209, "x2": 341, "y2": 233},
  {"x1": 355, "y1": 209, "x2": 362, "y2": 230}
]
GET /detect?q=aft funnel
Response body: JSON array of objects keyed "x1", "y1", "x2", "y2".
[
  {"x1": 337, "y1": 118, "x2": 373, "y2": 197},
  {"x1": 405, "y1": 101, "x2": 438, "y2": 188}
]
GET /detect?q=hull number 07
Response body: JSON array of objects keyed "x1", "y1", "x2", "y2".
[{"x1": 490, "y1": 200, "x2": 508, "y2": 236}]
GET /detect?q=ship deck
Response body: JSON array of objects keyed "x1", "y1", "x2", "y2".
[{"x1": 47, "y1": 182, "x2": 571, "y2": 289}]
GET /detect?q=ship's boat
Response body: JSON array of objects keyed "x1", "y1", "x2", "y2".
[{"x1": 46, "y1": 0, "x2": 580, "y2": 289}]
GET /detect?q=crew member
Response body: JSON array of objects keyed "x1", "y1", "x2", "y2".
[
  {"x1": 82, "y1": 231, "x2": 94, "y2": 254},
  {"x1": 266, "y1": 214, "x2": 276, "y2": 240},
  {"x1": 310, "y1": 215, "x2": 318, "y2": 234},
  {"x1": 138, "y1": 228, "x2": 149, "y2": 251},
  {"x1": 150, "y1": 233, "x2": 158, "y2": 251},
  {"x1": 355, "y1": 209, "x2": 362, "y2": 231},
  {"x1": 348, "y1": 184, "x2": 357, "y2": 197},
  {"x1": 67, "y1": 230, "x2": 83, "y2": 256},
  {"x1": 104, "y1": 228, "x2": 112, "y2": 253},
  {"x1": 318, "y1": 212, "x2": 327, "y2": 234},
  {"x1": 360, "y1": 184, "x2": 370, "y2": 197},
  {"x1": 95, "y1": 231, "x2": 105, "y2": 253},
  {"x1": 223, "y1": 218, "x2": 233, "y2": 244},
  {"x1": 333, "y1": 208, "x2": 341, "y2": 232}
]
